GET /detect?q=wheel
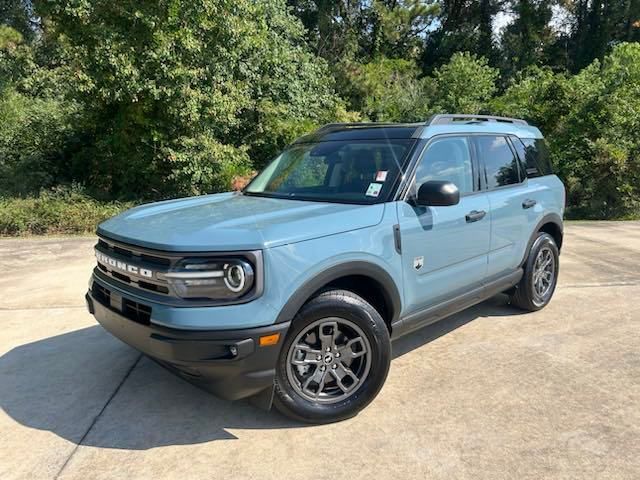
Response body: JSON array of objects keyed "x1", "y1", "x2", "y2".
[
  {"x1": 274, "y1": 289, "x2": 391, "y2": 424},
  {"x1": 510, "y1": 232, "x2": 559, "y2": 311}
]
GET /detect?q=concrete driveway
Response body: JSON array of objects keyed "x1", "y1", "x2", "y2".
[{"x1": 1, "y1": 222, "x2": 639, "y2": 479}]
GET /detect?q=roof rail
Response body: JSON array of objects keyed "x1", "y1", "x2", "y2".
[{"x1": 427, "y1": 114, "x2": 528, "y2": 126}]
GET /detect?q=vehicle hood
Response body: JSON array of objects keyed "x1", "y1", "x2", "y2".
[{"x1": 97, "y1": 192, "x2": 385, "y2": 252}]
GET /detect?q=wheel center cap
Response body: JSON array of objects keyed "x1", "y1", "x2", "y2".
[{"x1": 324, "y1": 353, "x2": 334, "y2": 364}]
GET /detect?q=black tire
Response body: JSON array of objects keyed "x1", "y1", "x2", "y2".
[
  {"x1": 510, "y1": 232, "x2": 559, "y2": 311},
  {"x1": 274, "y1": 289, "x2": 391, "y2": 424}
]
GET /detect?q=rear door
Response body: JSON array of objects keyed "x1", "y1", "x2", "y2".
[
  {"x1": 473, "y1": 135, "x2": 533, "y2": 278},
  {"x1": 397, "y1": 135, "x2": 491, "y2": 314}
]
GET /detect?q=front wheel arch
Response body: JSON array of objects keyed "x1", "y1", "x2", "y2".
[{"x1": 274, "y1": 261, "x2": 402, "y2": 331}]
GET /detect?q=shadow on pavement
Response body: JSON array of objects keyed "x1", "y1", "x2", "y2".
[{"x1": 0, "y1": 295, "x2": 523, "y2": 450}]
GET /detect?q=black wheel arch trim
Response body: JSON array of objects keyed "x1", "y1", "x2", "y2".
[
  {"x1": 274, "y1": 261, "x2": 402, "y2": 327},
  {"x1": 520, "y1": 213, "x2": 563, "y2": 267}
]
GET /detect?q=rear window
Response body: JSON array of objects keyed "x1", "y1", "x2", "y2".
[
  {"x1": 475, "y1": 136, "x2": 521, "y2": 189},
  {"x1": 514, "y1": 138, "x2": 553, "y2": 177}
]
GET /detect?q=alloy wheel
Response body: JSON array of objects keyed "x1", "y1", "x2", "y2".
[
  {"x1": 532, "y1": 245, "x2": 555, "y2": 303},
  {"x1": 285, "y1": 318, "x2": 372, "y2": 404}
]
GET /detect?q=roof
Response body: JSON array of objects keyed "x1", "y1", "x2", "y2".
[
  {"x1": 293, "y1": 123, "x2": 423, "y2": 143},
  {"x1": 300, "y1": 115, "x2": 543, "y2": 143}
]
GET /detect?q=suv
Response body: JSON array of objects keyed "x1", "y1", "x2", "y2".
[{"x1": 86, "y1": 114, "x2": 565, "y2": 423}]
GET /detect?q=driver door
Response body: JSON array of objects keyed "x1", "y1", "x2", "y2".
[{"x1": 397, "y1": 135, "x2": 491, "y2": 315}]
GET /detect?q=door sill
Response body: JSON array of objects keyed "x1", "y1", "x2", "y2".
[{"x1": 391, "y1": 269, "x2": 523, "y2": 339}]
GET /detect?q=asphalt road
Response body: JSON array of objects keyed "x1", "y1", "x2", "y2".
[{"x1": 1, "y1": 221, "x2": 639, "y2": 479}]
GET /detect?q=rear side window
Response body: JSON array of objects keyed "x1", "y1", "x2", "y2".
[
  {"x1": 514, "y1": 138, "x2": 553, "y2": 177},
  {"x1": 475, "y1": 136, "x2": 521, "y2": 189}
]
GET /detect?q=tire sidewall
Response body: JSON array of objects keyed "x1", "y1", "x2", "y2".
[{"x1": 274, "y1": 291, "x2": 391, "y2": 423}]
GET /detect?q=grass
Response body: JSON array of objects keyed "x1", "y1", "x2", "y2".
[{"x1": 0, "y1": 189, "x2": 134, "y2": 236}]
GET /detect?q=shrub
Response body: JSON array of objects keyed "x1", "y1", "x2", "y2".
[
  {"x1": 0, "y1": 185, "x2": 134, "y2": 236},
  {"x1": 493, "y1": 44, "x2": 640, "y2": 219},
  {"x1": 0, "y1": 87, "x2": 81, "y2": 195}
]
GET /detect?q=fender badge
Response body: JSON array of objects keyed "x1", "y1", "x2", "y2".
[{"x1": 413, "y1": 256, "x2": 424, "y2": 270}]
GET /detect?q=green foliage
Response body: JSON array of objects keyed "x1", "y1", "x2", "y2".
[
  {"x1": 1, "y1": 0, "x2": 639, "y2": 231},
  {"x1": 337, "y1": 53, "x2": 499, "y2": 122},
  {"x1": 499, "y1": 0, "x2": 555, "y2": 78},
  {"x1": 0, "y1": 87, "x2": 81, "y2": 195},
  {"x1": 494, "y1": 43, "x2": 640, "y2": 219},
  {"x1": 338, "y1": 58, "x2": 431, "y2": 121},
  {"x1": 431, "y1": 52, "x2": 499, "y2": 113},
  {"x1": 369, "y1": 0, "x2": 439, "y2": 59},
  {"x1": 29, "y1": 0, "x2": 342, "y2": 198},
  {"x1": 0, "y1": 185, "x2": 133, "y2": 236}
]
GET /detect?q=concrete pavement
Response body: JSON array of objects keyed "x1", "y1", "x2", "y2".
[{"x1": 1, "y1": 222, "x2": 639, "y2": 479}]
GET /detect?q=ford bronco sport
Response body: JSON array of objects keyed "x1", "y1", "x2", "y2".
[{"x1": 86, "y1": 114, "x2": 565, "y2": 423}]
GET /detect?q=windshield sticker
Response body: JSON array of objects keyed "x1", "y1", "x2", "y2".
[
  {"x1": 366, "y1": 182, "x2": 383, "y2": 197},
  {"x1": 375, "y1": 170, "x2": 388, "y2": 182}
]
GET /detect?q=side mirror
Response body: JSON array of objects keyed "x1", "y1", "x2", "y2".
[{"x1": 415, "y1": 180, "x2": 460, "y2": 207}]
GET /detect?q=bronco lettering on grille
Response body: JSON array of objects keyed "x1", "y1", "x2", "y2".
[{"x1": 95, "y1": 251, "x2": 154, "y2": 278}]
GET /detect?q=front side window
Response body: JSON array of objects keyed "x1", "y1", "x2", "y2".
[
  {"x1": 245, "y1": 139, "x2": 412, "y2": 203},
  {"x1": 413, "y1": 136, "x2": 474, "y2": 195},
  {"x1": 476, "y1": 136, "x2": 521, "y2": 189}
]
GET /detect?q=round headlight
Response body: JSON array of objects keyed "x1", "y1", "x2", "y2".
[{"x1": 224, "y1": 263, "x2": 246, "y2": 292}]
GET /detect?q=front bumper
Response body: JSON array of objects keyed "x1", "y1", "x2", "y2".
[{"x1": 86, "y1": 288, "x2": 290, "y2": 401}]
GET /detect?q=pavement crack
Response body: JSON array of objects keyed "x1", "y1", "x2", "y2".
[{"x1": 53, "y1": 353, "x2": 142, "y2": 479}]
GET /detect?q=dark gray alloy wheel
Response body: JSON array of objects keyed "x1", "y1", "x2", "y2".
[
  {"x1": 532, "y1": 244, "x2": 555, "y2": 306},
  {"x1": 510, "y1": 232, "x2": 559, "y2": 311},
  {"x1": 274, "y1": 289, "x2": 391, "y2": 424},
  {"x1": 286, "y1": 318, "x2": 372, "y2": 404}
]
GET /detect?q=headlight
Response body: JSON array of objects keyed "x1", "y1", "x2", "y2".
[{"x1": 162, "y1": 258, "x2": 255, "y2": 300}]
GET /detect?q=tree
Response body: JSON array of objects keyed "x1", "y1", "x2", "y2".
[
  {"x1": 421, "y1": 0, "x2": 500, "y2": 74},
  {"x1": 30, "y1": 0, "x2": 343, "y2": 198},
  {"x1": 337, "y1": 57, "x2": 432, "y2": 121},
  {"x1": 499, "y1": 0, "x2": 555, "y2": 77},
  {"x1": 431, "y1": 52, "x2": 499, "y2": 113}
]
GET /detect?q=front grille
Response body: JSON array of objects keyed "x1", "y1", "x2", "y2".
[
  {"x1": 98, "y1": 239, "x2": 170, "y2": 267},
  {"x1": 95, "y1": 237, "x2": 174, "y2": 296},
  {"x1": 92, "y1": 283, "x2": 151, "y2": 325}
]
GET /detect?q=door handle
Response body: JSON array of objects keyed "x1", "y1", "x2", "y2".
[
  {"x1": 522, "y1": 199, "x2": 537, "y2": 209},
  {"x1": 465, "y1": 210, "x2": 486, "y2": 223}
]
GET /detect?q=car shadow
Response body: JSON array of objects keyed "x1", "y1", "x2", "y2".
[
  {"x1": 392, "y1": 293, "x2": 524, "y2": 358},
  {"x1": 0, "y1": 294, "x2": 524, "y2": 450}
]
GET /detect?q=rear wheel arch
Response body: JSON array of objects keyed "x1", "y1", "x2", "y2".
[
  {"x1": 520, "y1": 213, "x2": 563, "y2": 267},
  {"x1": 538, "y1": 220, "x2": 563, "y2": 251},
  {"x1": 275, "y1": 262, "x2": 402, "y2": 333}
]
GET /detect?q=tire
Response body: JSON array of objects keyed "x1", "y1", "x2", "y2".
[
  {"x1": 274, "y1": 289, "x2": 391, "y2": 424},
  {"x1": 510, "y1": 232, "x2": 559, "y2": 311}
]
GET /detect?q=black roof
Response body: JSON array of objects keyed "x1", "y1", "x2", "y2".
[{"x1": 293, "y1": 123, "x2": 423, "y2": 143}]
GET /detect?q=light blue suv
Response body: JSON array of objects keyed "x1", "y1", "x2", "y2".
[{"x1": 86, "y1": 114, "x2": 565, "y2": 423}]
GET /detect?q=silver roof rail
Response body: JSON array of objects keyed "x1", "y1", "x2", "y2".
[{"x1": 427, "y1": 114, "x2": 528, "y2": 126}]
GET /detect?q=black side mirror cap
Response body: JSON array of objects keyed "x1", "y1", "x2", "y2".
[{"x1": 415, "y1": 180, "x2": 460, "y2": 207}]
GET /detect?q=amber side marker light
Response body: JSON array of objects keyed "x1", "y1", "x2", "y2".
[{"x1": 259, "y1": 333, "x2": 280, "y2": 347}]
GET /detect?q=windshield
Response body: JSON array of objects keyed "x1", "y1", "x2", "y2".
[{"x1": 245, "y1": 139, "x2": 413, "y2": 203}]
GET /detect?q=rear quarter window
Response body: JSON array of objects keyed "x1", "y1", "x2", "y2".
[{"x1": 513, "y1": 138, "x2": 553, "y2": 177}]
